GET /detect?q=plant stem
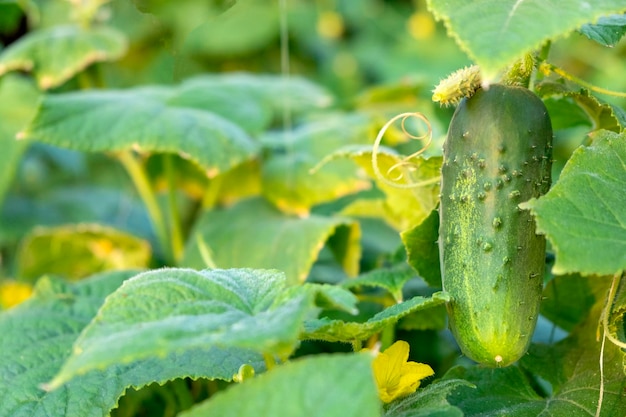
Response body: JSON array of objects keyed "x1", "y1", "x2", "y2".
[
  {"x1": 351, "y1": 339, "x2": 363, "y2": 352},
  {"x1": 380, "y1": 324, "x2": 395, "y2": 351},
  {"x1": 117, "y1": 151, "x2": 172, "y2": 263},
  {"x1": 540, "y1": 62, "x2": 626, "y2": 98},
  {"x1": 164, "y1": 155, "x2": 184, "y2": 263}
]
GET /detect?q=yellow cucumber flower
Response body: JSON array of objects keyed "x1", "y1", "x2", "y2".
[{"x1": 372, "y1": 340, "x2": 434, "y2": 403}]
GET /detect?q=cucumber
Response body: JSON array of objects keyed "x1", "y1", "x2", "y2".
[{"x1": 439, "y1": 84, "x2": 552, "y2": 367}]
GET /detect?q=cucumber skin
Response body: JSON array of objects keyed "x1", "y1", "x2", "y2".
[{"x1": 439, "y1": 84, "x2": 552, "y2": 367}]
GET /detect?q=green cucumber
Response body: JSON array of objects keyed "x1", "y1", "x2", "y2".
[{"x1": 439, "y1": 84, "x2": 552, "y2": 367}]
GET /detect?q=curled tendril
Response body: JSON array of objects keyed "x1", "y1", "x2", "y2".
[{"x1": 371, "y1": 112, "x2": 438, "y2": 189}]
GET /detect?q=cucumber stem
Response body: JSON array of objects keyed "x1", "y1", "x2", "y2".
[
  {"x1": 117, "y1": 151, "x2": 172, "y2": 264},
  {"x1": 164, "y1": 155, "x2": 184, "y2": 263}
]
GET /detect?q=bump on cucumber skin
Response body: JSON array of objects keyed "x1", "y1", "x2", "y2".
[{"x1": 439, "y1": 84, "x2": 552, "y2": 367}]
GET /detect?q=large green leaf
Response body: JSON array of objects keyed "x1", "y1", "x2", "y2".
[
  {"x1": 19, "y1": 86, "x2": 258, "y2": 176},
  {"x1": 169, "y1": 73, "x2": 333, "y2": 135},
  {"x1": 16, "y1": 223, "x2": 152, "y2": 281},
  {"x1": 427, "y1": 0, "x2": 626, "y2": 78},
  {"x1": 0, "y1": 75, "x2": 39, "y2": 206},
  {"x1": 180, "y1": 353, "x2": 381, "y2": 417},
  {"x1": 341, "y1": 264, "x2": 416, "y2": 303},
  {"x1": 46, "y1": 268, "x2": 354, "y2": 390},
  {"x1": 521, "y1": 130, "x2": 626, "y2": 276},
  {"x1": 0, "y1": 24, "x2": 127, "y2": 89},
  {"x1": 302, "y1": 291, "x2": 449, "y2": 343},
  {"x1": 0, "y1": 270, "x2": 267, "y2": 417},
  {"x1": 444, "y1": 296, "x2": 626, "y2": 416},
  {"x1": 182, "y1": 197, "x2": 361, "y2": 283}
]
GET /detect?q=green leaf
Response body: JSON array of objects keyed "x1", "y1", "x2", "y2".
[
  {"x1": 47, "y1": 268, "x2": 335, "y2": 390},
  {"x1": 19, "y1": 87, "x2": 258, "y2": 176},
  {"x1": 607, "y1": 274, "x2": 626, "y2": 347},
  {"x1": 382, "y1": 379, "x2": 472, "y2": 417},
  {"x1": 401, "y1": 208, "x2": 442, "y2": 288},
  {"x1": 341, "y1": 264, "x2": 416, "y2": 303},
  {"x1": 536, "y1": 82, "x2": 626, "y2": 132},
  {"x1": 580, "y1": 13, "x2": 626, "y2": 47},
  {"x1": 0, "y1": 24, "x2": 127, "y2": 89},
  {"x1": 445, "y1": 292, "x2": 626, "y2": 416},
  {"x1": 169, "y1": 73, "x2": 333, "y2": 134},
  {"x1": 302, "y1": 291, "x2": 449, "y2": 343},
  {"x1": 261, "y1": 115, "x2": 373, "y2": 215},
  {"x1": 182, "y1": 197, "x2": 361, "y2": 283},
  {"x1": 16, "y1": 223, "x2": 152, "y2": 281},
  {"x1": 541, "y1": 274, "x2": 610, "y2": 332},
  {"x1": 183, "y1": 0, "x2": 279, "y2": 57},
  {"x1": 0, "y1": 75, "x2": 39, "y2": 205},
  {"x1": 0, "y1": 270, "x2": 267, "y2": 417},
  {"x1": 521, "y1": 130, "x2": 626, "y2": 276},
  {"x1": 179, "y1": 353, "x2": 381, "y2": 417},
  {"x1": 427, "y1": 0, "x2": 626, "y2": 78},
  {"x1": 318, "y1": 145, "x2": 441, "y2": 231}
]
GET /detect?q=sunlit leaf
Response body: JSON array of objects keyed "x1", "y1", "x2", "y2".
[
  {"x1": 47, "y1": 268, "x2": 351, "y2": 390},
  {"x1": 427, "y1": 0, "x2": 626, "y2": 78},
  {"x1": 0, "y1": 75, "x2": 39, "y2": 206},
  {"x1": 16, "y1": 223, "x2": 152, "y2": 281},
  {"x1": 262, "y1": 115, "x2": 373, "y2": 215},
  {"x1": 521, "y1": 130, "x2": 626, "y2": 276},
  {"x1": 317, "y1": 145, "x2": 441, "y2": 231},
  {"x1": 182, "y1": 197, "x2": 361, "y2": 284},
  {"x1": 302, "y1": 291, "x2": 449, "y2": 342},
  {"x1": 580, "y1": 13, "x2": 626, "y2": 47},
  {"x1": 0, "y1": 24, "x2": 127, "y2": 89},
  {"x1": 180, "y1": 353, "x2": 381, "y2": 417}
]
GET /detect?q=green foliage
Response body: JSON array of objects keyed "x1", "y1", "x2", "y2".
[
  {"x1": 427, "y1": 0, "x2": 626, "y2": 78},
  {"x1": 1, "y1": 0, "x2": 625, "y2": 416},
  {"x1": 522, "y1": 130, "x2": 626, "y2": 276},
  {"x1": 0, "y1": 25, "x2": 127, "y2": 89}
]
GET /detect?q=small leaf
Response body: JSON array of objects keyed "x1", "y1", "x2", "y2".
[
  {"x1": 16, "y1": 223, "x2": 152, "y2": 281},
  {"x1": 0, "y1": 25, "x2": 127, "y2": 89},
  {"x1": 521, "y1": 130, "x2": 626, "y2": 276},
  {"x1": 401, "y1": 208, "x2": 441, "y2": 288},
  {"x1": 580, "y1": 13, "x2": 626, "y2": 47},
  {"x1": 182, "y1": 197, "x2": 361, "y2": 283},
  {"x1": 46, "y1": 268, "x2": 333, "y2": 390},
  {"x1": 427, "y1": 0, "x2": 626, "y2": 78},
  {"x1": 0, "y1": 75, "x2": 39, "y2": 205},
  {"x1": 19, "y1": 86, "x2": 258, "y2": 176},
  {"x1": 302, "y1": 291, "x2": 449, "y2": 343},
  {"x1": 341, "y1": 264, "x2": 416, "y2": 303},
  {"x1": 179, "y1": 353, "x2": 381, "y2": 417}
]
